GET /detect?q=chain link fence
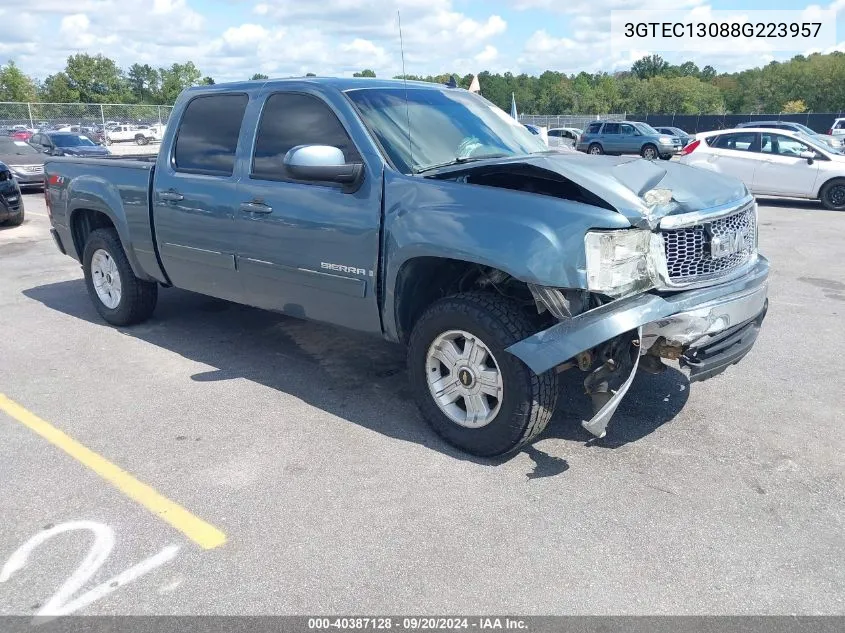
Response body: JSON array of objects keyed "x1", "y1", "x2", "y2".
[
  {"x1": 521, "y1": 112, "x2": 845, "y2": 134},
  {"x1": 0, "y1": 102, "x2": 174, "y2": 130},
  {"x1": 519, "y1": 114, "x2": 626, "y2": 130}
]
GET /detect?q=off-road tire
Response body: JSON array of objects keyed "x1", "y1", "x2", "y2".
[
  {"x1": 641, "y1": 144, "x2": 658, "y2": 160},
  {"x1": 588, "y1": 143, "x2": 603, "y2": 155},
  {"x1": 135, "y1": 134, "x2": 149, "y2": 146},
  {"x1": 82, "y1": 228, "x2": 158, "y2": 326},
  {"x1": 819, "y1": 178, "x2": 845, "y2": 211},
  {"x1": 407, "y1": 291, "x2": 558, "y2": 457}
]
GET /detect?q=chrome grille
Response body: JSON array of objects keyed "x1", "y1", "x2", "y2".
[
  {"x1": 661, "y1": 205, "x2": 756, "y2": 284},
  {"x1": 13, "y1": 165, "x2": 44, "y2": 175}
]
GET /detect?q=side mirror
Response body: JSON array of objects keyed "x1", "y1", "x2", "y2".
[
  {"x1": 799, "y1": 150, "x2": 815, "y2": 164},
  {"x1": 283, "y1": 145, "x2": 363, "y2": 186}
]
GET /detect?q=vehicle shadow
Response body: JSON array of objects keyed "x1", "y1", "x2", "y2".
[
  {"x1": 756, "y1": 197, "x2": 833, "y2": 212},
  {"x1": 23, "y1": 281, "x2": 689, "y2": 478}
]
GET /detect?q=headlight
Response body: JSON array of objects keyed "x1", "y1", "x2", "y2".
[
  {"x1": 658, "y1": 136, "x2": 672, "y2": 144},
  {"x1": 585, "y1": 230, "x2": 660, "y2": 298}
]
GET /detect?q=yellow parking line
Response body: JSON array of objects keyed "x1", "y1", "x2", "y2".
[{"x1": 0, "y1": 393, "x2": 227, "y2": 550}]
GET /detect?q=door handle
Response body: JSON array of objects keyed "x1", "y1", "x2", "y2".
[
  {"x1": 159, "y1": 191, "x2": 183, "y2": 202},
  {"x1": 240, "y1": 201, "x2": 273, "y2": 214}
]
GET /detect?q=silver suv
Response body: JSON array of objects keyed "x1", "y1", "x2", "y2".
[{"x1": 575, "y1": 120, "x2": 682, "y2": 160}]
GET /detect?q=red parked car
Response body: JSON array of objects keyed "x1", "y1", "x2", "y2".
[{"x1": 10, "y1": 129, "x2": 33, "y2": 142}]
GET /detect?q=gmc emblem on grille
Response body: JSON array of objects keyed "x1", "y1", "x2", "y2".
[{"x1": 709, "y1": 226, "x2": 748, "y2": 259}]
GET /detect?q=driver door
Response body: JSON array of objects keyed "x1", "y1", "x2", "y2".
[
  {"x1": 234, "y1": 89, "x2": 383, "y2": 333},
  {"x1": 753, "y1": 133, "x2": 821, "y2": 197}
]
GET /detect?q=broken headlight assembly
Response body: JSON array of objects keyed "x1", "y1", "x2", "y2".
[{"x1": 584, "y1": 229, "x2": 664, "y2": 299}]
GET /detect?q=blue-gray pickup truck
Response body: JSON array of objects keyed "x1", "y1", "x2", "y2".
[{"x1": 44, "y1": 78, "x2": 769, "y2": 457}]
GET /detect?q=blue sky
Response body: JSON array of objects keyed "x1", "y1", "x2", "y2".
[{"x1": 1, "y1": 0, "x2": 843, "y2": 82}]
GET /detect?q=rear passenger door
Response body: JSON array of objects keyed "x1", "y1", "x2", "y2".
[
  {"x1": 601, "y1": 123, "x2": 621, "y2": 153},
  {"x1": 152, "y1": 92, "x2": 250, "y2": 302},
  {"x1": 234, "y1": 89, "x2": 383, "y2": 333},
  {"x1": 706, "y1": 132, "x2": 761, "y2": 189}
]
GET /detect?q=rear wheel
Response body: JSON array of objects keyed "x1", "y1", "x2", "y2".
[
  {"x1": 820, "y1": 178, "x2": 845, "y2": 211},
  {"x1": 588, "y1": 143, "x2": 603, "y2": 155},
  {"x1": 407, "y1": 291, "x2": 558, "y2": 457},
  {"x1": 105, "y1": 137, "x2": 113, "y2": 146},
  {"x1": 135, "y1": 134, "x2": 149, "y2": 146},
  {"x1": 82, "y1": 228, "x2": 158, "y2": 326},
  {"x1": 641, "y1": 144, "x2": 658, "y2": 160}
]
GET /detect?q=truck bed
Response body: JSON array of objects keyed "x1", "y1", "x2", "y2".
[{"x1": 44, "y1": 155, "x2": 167, "y2": 285}]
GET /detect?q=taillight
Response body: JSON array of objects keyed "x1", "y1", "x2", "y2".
[
  {"x1": 829, "y1": 128, "x2": 834, "y2": 135},
  {"x1": 679, "y1": 139, "x2": 701, "y2": 156}
]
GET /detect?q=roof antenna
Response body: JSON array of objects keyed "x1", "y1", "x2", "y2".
[{"x1": 398, "y1": 9, "x2": 413, "y2": 169}]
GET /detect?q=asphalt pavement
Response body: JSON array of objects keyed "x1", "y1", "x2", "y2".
[{"x1": 0, "y1": 192, "x2": 843, "y2": 616}]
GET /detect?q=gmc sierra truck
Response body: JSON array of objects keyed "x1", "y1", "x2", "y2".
[{"x1": 44, "y1": 78, "x2": 769, "y2": 457}]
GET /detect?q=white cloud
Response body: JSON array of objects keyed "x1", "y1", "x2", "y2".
[
  {"x1": 1, "y1": 0, "x2": 842, "y2": 90},
  {"x1": 474, "y1": 45, "x2": 498, "y2": 63}
]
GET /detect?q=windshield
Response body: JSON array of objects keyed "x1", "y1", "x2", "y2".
[
  {"x1": 346, "y1": 87, "x2": 547, "y2": 174},
  {"x1": 0, "y1": 138, "x2": 40, "y2": 155},
  {"x1": 791, "y1": 123, "x2": 817, "y2": 135},
  {"x1": 52, "y1": 134, "x2": 97, "y2": 147}
]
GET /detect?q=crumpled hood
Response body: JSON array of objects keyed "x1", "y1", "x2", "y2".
[{"x1": 432, "y1": 153, "x2": 750, "y2": 229}]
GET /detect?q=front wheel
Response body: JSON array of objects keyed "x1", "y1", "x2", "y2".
[
  {"x1": 641, "y1": 144, "x2": 658, "y2": 160},
  {"x1": 3, "y1": 210, "x2": 24, "y2": 226},
  {"x1": 820, "y1": 178, "x2": 845, "y2": 211},
  {"x1": 83, "y1": 228, "x2": 158, "y2": 326},
  {"x1": 407, "y1": 292, "x2": 558, "y2": 457},
  {"x1": 105, "y1": 137, "x2": 113, "y2": 146},
  {"x1": 135, "y1": 135, "x2": 149, "y2": 146}
]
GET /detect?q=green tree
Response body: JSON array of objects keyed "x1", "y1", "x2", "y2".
[
  {"x1": 0, "y1": 61, "x2": 38, "y2": 101},
  {"x1": 201, "y1": 76, "x2": 215, "y2": 85},
  {"x1": 251, "y1": 73, "x2": 269, "y2": 80},
  {"x1": 64, "y1": 53, "x2": 129, "y2": 102},
  {"x1": 631, "y1": 54, "x2": 668, "y2": 80},
  {"x1": 158, "y1": 62, "x2": 202, "y2": 103},
  {"x1": 353, "y1": 69, "x2": 376, "y2": 77},
  {"x1": 305, "y1": 72, "x2": 317, "y2": 77},
  {"x1": 127, "y1": 63, "x2": 159, "y2": 103},
  {"x1": 39, "y1": 73, "x2": 80, "y2": 103}
]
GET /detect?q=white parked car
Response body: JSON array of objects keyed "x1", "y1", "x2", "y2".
[
  {"x1": 678, "y1": 127, "x2": 845, "y2": 210},
  {"x1": 105, "y1": 125, "x2": 156, "y2": 146},
  {"x1": 547, "y1": 127, "x2": 582, "y2": 148},
  {"x1": 829, "y1": 118, "x2": 845, "y2": 139}
]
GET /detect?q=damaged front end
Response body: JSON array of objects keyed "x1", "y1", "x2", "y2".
[{"x1": 509, "y1": 199, "x2": 769, "y2": 439}]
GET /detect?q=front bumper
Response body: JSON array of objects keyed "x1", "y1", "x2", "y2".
[
  {"x1": 506, "y1": 256, "x2": 769, "y2": 437},
  {"x1": 12, "y1": 173, "x2": 44, "y2": 187}
]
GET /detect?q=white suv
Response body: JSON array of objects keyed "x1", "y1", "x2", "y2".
[{"x1": 829, "y1": 118, "x2": 845, "y2": 139}]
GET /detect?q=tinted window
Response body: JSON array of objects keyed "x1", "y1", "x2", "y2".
[
  {"x1": 712, "y1": 132, "x2": 756, "y2": 151},
  {"x1": 251, "y1": 93, "x2": 360, "y2": 181},
  {"x1": 604, "y1": 123, "x2": 620, "y2": 134},
  {"x1": 548, "y1": 129, "x2": 561, "y2": 137},
  {"x1": 174, "y1": 94, "x2": 248, "y2": 175},
  {"x1": 620, "y1": 123, "x2": 635, "y2": 135},
  {"x1": 52, "y1": 134, "x2": 96, "y2": 147},
  {"x1": 587, "y1": 122, "x2": 602, "y2": 134},
  {"x1": 760, "y1": 133, "x2": 812, "y2": 156}
]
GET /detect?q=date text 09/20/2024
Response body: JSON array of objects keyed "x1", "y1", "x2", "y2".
[{"x1": 307, "y1": 618, "x2": 527, "y2": 630}]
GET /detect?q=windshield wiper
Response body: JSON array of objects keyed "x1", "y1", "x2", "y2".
[{"x1": 413, "y1": 153, "x2": 510, "y2": 174}]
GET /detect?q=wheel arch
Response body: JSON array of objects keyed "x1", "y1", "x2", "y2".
[
  {"x1": 391, "y1": 256, "x2": 537, "y2": 345},
  {"x1": 816, "y1": 175, "x2": 845, "y2": 200}
]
